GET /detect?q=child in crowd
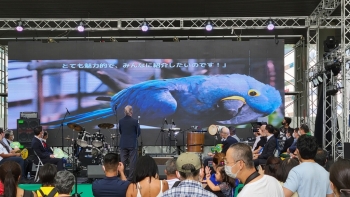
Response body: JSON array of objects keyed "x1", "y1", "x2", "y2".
[{"x1": 205, "y1": 164, "x2": 238, "y2": 197}]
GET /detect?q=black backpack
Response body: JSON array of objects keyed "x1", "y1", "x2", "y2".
[{"x1": 37, "y1": 188, "x2": 58, "y2": 197}]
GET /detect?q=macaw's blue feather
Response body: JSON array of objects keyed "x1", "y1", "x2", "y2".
[
  {"x1": 110, "y1": 74, "x2": 282, "y2": 126},
  {"x1": 48, "y1": 74, "x2": 282, "y2": 128}
]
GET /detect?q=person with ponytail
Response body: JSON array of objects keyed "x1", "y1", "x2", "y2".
[
  {"x1": 329, "y1": 158, "x2": 350, "y2": 197},
  {"x1": 0, "y1": 161, "x2": 37, "y2": 197}
]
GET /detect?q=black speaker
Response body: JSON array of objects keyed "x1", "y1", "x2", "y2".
[
  {"x1": 17, "y1": 119, "x2": 40, "y2": 145},
  {"x1": 87, "y1": 165, "x2": 104, "y2": 178},
  {"x1": 344, "y1": 143, "x2": 350, "y2": 159}
]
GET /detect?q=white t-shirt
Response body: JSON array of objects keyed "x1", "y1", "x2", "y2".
[
  {"x1": 284, "y1": 162, "x2": 333, "y2": 197},
  {"x1": 0, "y1": 142, "x2": 9, "y2": 161},
  {"x1": 166, "y1": 178, "x2": 180, "y2": 189},
  {"x1": 238, "y1": 175, "x2": 283, "y2": 197}
]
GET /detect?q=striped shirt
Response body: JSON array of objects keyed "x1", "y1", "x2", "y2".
[{"x1": 162, "y1": 180, "x2": 216, "y2": 197}]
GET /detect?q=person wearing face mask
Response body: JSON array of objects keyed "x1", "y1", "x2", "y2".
[
  {"x1": 279, "y1": 117, "x2": 294, "y2": 138},
  {"x1": 288, "y1": 124, "x2": 310, "y2": 155},
  {"x1": 280, "y1": 129, "x2": 295, "y2": 153},
  {"x1": 225, "y1": 143, "x2": 283, "y2": 197}
]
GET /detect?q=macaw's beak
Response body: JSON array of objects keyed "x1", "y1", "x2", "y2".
[
  {"x1": 221, "y1": 96, "x2": 246, "y2": 104},
  {"x1": 217, "y1": 96, "x2": 246, "y2": 118}
]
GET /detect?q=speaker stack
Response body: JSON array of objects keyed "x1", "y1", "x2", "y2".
[{"x1": 17, "y1": 112, "x2": 40, "y2": 147}]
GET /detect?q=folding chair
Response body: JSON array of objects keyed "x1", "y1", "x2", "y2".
[{"x1": 33, "y1": 150, "x2": 44, "y2": 182}]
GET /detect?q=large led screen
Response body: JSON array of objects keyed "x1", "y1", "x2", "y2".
[
  {"x1": 8, "y1": 41, "x2": 285, "y2": 133},
  {"x1": 9, "y1": 59, "x2": 284, "y2": 130}
]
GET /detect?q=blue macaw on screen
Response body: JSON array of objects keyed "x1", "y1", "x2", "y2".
[{"x1": 59, "y1": 74, "x2": 282, "y2": 127}]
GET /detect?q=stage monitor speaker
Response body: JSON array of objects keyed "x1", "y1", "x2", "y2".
[
  {"x1": 87, "y1": 165, "x2": 104, "y2": 179},
  {"x1": 344, "y1": 143, "x2": 350, "y2": 159},
  {"x1": 153, "y1": 157, "x2": 174, "y2": 165},
  {"x1": 17, "y1": 119, "x2": 40, "y2": 145}
]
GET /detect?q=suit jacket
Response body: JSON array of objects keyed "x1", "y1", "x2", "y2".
[
  {"x1": 119, "y1": 115, "x2": 140, "y2": 148},
  {"x1": 281, "y1": 137, "x2": 294, "y2": 153},
  {"x1": 258, "y1": 135, "x2": 276, "y2": 160},
  {"x1": 31, "y1": 137, "x2": 51, "y2": 160},
  {"x1": 221, "y1": 136, "x2": 238, "y2": 154}
]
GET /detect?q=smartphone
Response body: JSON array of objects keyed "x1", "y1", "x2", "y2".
[
  {"x1": 260, "y1": 164, "x2": 266, "y2": 170},
  {"x1": 208, "y1": 161, "x2": 213, "y2": 168}
]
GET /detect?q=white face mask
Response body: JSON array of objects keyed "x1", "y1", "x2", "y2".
[
  {"x1": 298, "y1": 131, "x2": 301, "y2": 136},
  {"x1": 225, "y1": 162, "x2": 240, "y2": 178}
]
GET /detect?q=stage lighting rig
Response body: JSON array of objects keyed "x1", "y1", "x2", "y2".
[
  {"x1": 77, "y1": 22, "x2": 85, "y2": 32},
  {"x1": 205, "y1": 21, "x2": 213, "y2": 31},
  {"x1": 324, "y1": 36, "x2": 339, "y2": 52},
  {"x1": 267, "y1": 20, "x2": 275, "y2": 30},
  {"x1": 326, "y1": 83, "x2": 341, "y2": 96},
  {"x1": 141, "y1": 22, "x2": 149, "y2": 32},
  {"x1": 325, "y1": 60, "x2": 341, "y2": 76},
  {"x1": 16, "y1": 21, "x2": 23, "y2": 32}
]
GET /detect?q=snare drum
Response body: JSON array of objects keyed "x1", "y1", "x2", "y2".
[
  {"x1": 76, "y1": 131, "x2": 91, "y2": 148},
  {"x1": 92, "y1": 133, "x2": 105, "y2": 148},
  {"x1": 187, "y1": 132, "x2": 205, "y2": 152}
]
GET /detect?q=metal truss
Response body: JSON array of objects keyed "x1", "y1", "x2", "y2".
[
  {"x1": 310, "y1": 0, "x2": 341, "y2": 24},
  {"x1": 0, "y1": 17, "x2": 326, "y2": 31},
  {"x1": 0, "y1": 45, "x2": 7, "y2": 129}
]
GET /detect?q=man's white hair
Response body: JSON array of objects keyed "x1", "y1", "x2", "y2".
[
  {"x1": 124, "y1": 105, "x2": 133, "y2": 116},
  {"x1": 220, "y1": 127, "x2": 230, "y2": 135}
]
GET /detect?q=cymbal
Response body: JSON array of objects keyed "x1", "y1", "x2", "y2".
[
  {"x1": 65, "y1": 137, "x2": 71, "y2": 140},
  {"x1": 98, "y1": 123, "x2": 114, "y2": 129},
  {"x1": 67, "y1": 123, "x2": 83, "y2": 131}
]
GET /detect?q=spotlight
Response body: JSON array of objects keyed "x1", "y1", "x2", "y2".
[
  {"x1": 267, "y1": 21, "x2": 275, "y2": 30},
  {"x1": 205, "y1": 21, "x2": 213, "y2": 31},
  {"x1": 16, "y1": 21, "x2": 23, "y2": 32},
  {"x1": 141, "y1": 22, "x2": 149, "y2": 32},
  {"x1": 77, "y1": 22, "x2": 84, "y2": 32},
  {"x1": 317, "y1": 74, "x2": 323, "y2": 83},
  {"x1": 325, "y1": 60, "x2": 341, "y2": 76},
  {"x1": 324, "y1": 36, "x2": 339, "y2": 52},
  {"x1": 326, "y1": 84, "x2": 339, "y2": 96}
]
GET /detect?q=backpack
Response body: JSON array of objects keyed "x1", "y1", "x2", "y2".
[{"x1": 38, "y1": 188, "x2": 58, "y2": 197}]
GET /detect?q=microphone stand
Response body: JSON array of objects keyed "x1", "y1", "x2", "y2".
[
  {"x1": 138, "y1": 117, "x2": 143, "y2": 156},
  {"x1": 114, "y1": 104, "x2": 119, "y2": 154},
  {"x1": 56, "y1": 109, "x2": 69, "y2": 149},
  {"x1": 72, "y1": 139, "x2": 81, "y2": 197}
]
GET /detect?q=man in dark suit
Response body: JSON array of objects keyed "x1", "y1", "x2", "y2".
[
  {"x1": 253, "y1": 124, "x2": 277, "y2": 167},
  {"x1": 31, "y1": 126, "x2": 63, "y2": 171},
  {"x1": 119, "y1": 105, "x2": 140, "y2": 180},
  {"x1": 220, "y1": 127, "x2": 238, "y2": 154},
  {"x1": 281, "y1": 129, "x2": 294, "y2": 153}
]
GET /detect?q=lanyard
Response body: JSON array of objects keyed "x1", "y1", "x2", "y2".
[{"x1": 244, "y1": 171, "x2": 260, "y2": 185}]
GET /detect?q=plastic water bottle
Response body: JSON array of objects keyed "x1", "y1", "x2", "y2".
[{"x1": 27, "y1": 172, "x2": 30, "y2": 179}]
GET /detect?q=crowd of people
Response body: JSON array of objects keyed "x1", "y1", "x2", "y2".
[{"x1": 1, "y1": 106, "x2": 350, "y2": 197}]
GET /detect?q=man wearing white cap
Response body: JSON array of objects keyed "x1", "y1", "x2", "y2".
[{"x1": 162, "y1": 152, "x2": 216, "y2": 197}]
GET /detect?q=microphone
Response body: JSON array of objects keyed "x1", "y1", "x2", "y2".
[
  {"x1": 66, "y1": 108, "x2": 70, "y2": 115},
  {"x1": 164, "y1": 118, "x2": 168, "y2": 124},
  {"x1": 138, "y1": 116, "x2": 140, "y2": 124},
  {"x1": 172, "y1": 119, "x2": 175, "y2": 125}
]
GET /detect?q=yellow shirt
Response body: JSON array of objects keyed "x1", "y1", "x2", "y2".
[{"x1": 36, "y1": 186, "x2": 58, "y2": 197}]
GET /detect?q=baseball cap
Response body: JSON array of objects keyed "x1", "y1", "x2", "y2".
[{"x1": 176, "y1": 152, "x2": 201, "y2": 173}]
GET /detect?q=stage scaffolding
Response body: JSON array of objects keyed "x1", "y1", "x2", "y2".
[
  {"x1": 0, "y1": 0, "x2": 348, "y2": 160},
  {"x1": 0, "y1": 45, "x2": 8, "y2": 129}
]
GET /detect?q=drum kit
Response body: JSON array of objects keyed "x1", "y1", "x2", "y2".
[{"x1": 66, "y1": 122, "x2": 116, "y2": 166}]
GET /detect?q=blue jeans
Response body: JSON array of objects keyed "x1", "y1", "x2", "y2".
[
  {"x1": 0, "y1": 156, "x2": 26, "y2": 178},
  {"x1": 120, "y1": 147, "x2": 138, "y2": 181}
]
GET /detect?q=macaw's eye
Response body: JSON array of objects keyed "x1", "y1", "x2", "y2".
[{"x1": 248, "y1": 89, "x2": 260, "y2": 97}]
